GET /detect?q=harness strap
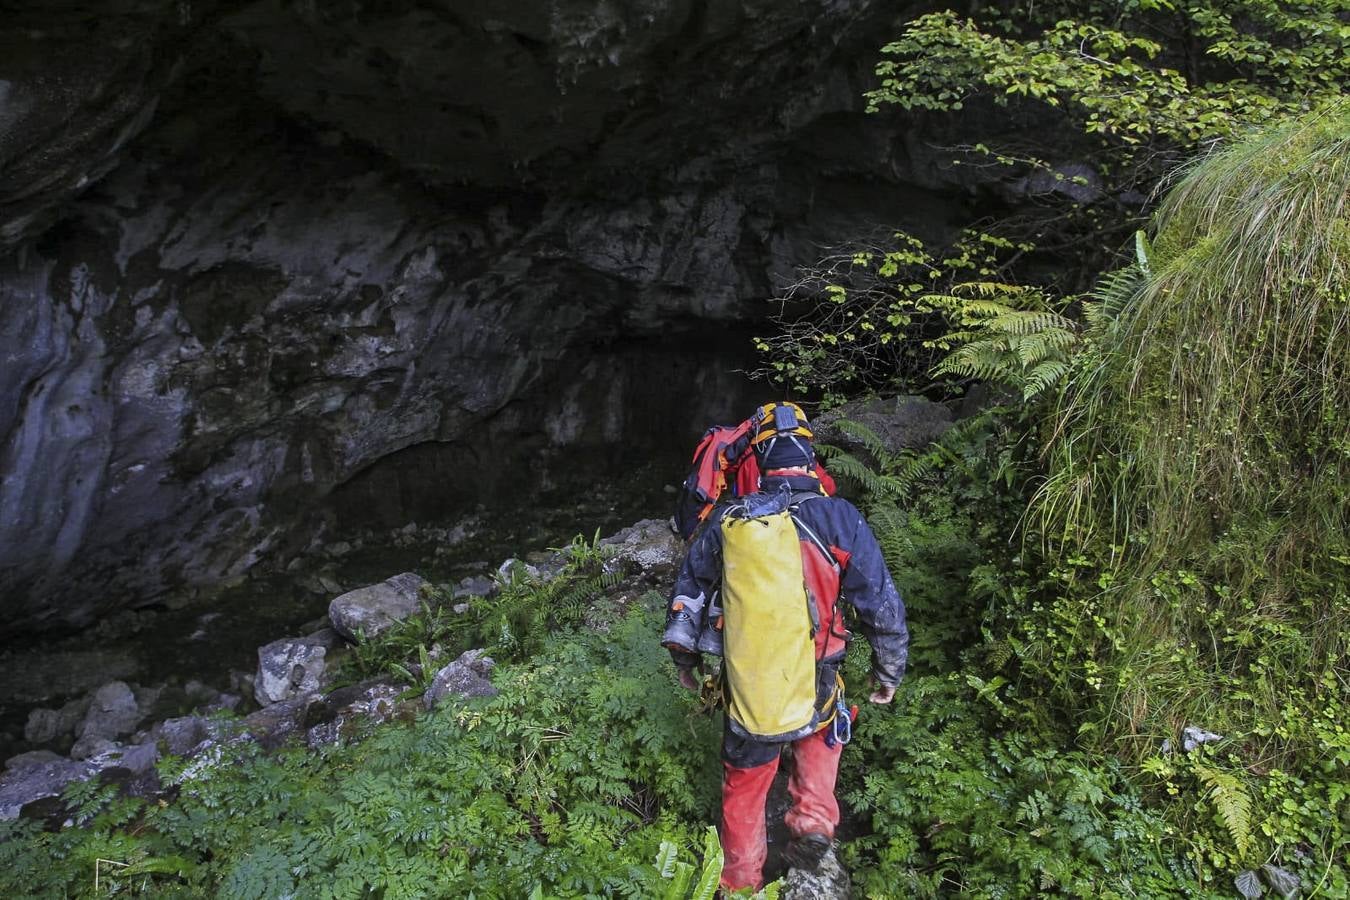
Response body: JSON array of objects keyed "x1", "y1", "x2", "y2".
[{"x1": 790, "y1": 511, "x2": 839, "y2": 575}]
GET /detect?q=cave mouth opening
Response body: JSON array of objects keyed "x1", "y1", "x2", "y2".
[
  {"x1": 0, "y1": 326, "x2": 781, "y2": 759},
  {"x1": 326, "y1": 323, "x2": 774, "y2": 537}
]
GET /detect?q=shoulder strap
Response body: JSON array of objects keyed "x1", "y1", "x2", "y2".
[{"x1": 789, "y1": 503, "x2": 840, "y2": 574}]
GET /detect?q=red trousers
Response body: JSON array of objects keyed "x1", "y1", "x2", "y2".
[{"x1": 719, "y1": 725, "x2": 843, "y2": 891}]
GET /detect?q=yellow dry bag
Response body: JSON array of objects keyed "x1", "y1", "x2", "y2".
[{"x1": 720, "y1": 501, "x2": 819, "y2": 741}]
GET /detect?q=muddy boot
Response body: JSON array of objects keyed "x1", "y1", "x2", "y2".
[{"x1": 783, "y1": 832, "x2": 831, "y2": 872}]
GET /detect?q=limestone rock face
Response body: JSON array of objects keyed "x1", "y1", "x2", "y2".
[
  {"x1": 0, "y1": 0, "x2": 992, "y2": 635},
  {"x1": 328, "y1": 573, "x2": 428, "y2": 643},
  {"x1": 0, "y1": 3, "x2": 208, "y2": 252}
]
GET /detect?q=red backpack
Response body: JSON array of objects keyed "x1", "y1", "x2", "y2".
[{"x1": 673, "y1": 419, "x2": 836, "y2": 540}]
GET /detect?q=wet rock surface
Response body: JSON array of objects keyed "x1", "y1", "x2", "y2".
[{"x1": 0, "y1": 649, "x2": 140, "y2": 706}]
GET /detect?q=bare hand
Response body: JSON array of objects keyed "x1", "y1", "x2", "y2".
[
  {"x1": 868, "y1": 683, "x2": 896, "y2": 705},
  {"x1": 677, "y1": 666, "x2": 701, "y2": 693}
]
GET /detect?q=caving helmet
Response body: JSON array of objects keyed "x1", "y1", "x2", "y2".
[{"x1": 749, "y1": 401, "x2": 816, "y2": 472}]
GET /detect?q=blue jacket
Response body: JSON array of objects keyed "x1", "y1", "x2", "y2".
[{"x1": 663, "y1": 474, "x2": 909, "y2": 688}]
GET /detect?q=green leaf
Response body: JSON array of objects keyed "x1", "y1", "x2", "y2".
[{"x1": 690, "y1": 827, "x2": 724, "y2": 900}]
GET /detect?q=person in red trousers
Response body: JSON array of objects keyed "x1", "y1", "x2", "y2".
[{"x1": 662, "y1": 402, "x2": 909, "y2": 892}]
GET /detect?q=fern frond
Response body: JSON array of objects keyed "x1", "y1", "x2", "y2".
[
  {"x1": 1195, "y1": 765, "x2": 1255, "y2": 861},
  {"x1": 956, "y1": 299, "x2": 1018, "y2": 318},
  {"x1": 816, "y1": 447, "x2": 905, "y2": 497},
  {"x1": 949, "y1": 281, "x2": 1030, "y2": 299},
  {"x1": 984, "y1": 310, "x2": 1075, "y2": 336},
  {"x1": 1023, "y1": 360, "x2": 1071, "y2": 400},
  {"x1": 831, "y1": 419, "x2": 900, "y2": 468},
  {"x1": 934, "y1": 345, "x2": 1014, "y2": 381},
  {"x1": 892, "y1": 451, "x2": 942, "y2": 494}
]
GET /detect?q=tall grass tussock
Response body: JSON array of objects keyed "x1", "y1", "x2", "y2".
[{"x1": 1032, "y1": 107, "x2": 1350, "y2": 770}]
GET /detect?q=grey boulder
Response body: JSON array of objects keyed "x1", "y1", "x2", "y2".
[
  {"x1": 452, "y1": 575, "x2": 496, "y2": 601},
  {"x1": 3, "y1": 750, "x2": 64, "y2": 772},
  {"x1": 87, "y1": 741, "x2": 160, "y2": 776},
  {"x1": 813, "y1": 395, "x2": 954, "y2": 462},
  {"x1": 152, "y1": 716, "x2": 213, "y2": 758},
  {"x1": 305, "y1": 680, "x2": 407, "y2": 749},
  {"x1": 77, "y1": 681, "x2": 143, "y2": 741},
  {"x1": 600, "y1": 519, "x2": 683, "y2": 573},
  {"x1": 24, "y1": 695, "x2": 92, "y2": 745},
  {"x1": 424, "y1": 650, "x2": 498, "y2": 709},
  {"x1": 0, "y1": 756, "x2": 96, "y2": 820},
  {"x1": 328, "y1": 573, "x2": 428, "y2": 642},
  {"x1": 70, "y1": 735, "x2": 119, "y2": 761},
  {"x1": 242, "y1": 692, "x2": 320, "y2": 750},
  {"x1": 782, "y1": 845, "x2": 852, "y2": 899},
  {"x1": 255, "y1": 637, "x2": 330, "y2": 706}
]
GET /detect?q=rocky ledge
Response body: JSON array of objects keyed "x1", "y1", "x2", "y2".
[{"x1": 0, "y1": 514, "x2": 684, "y2": 825}]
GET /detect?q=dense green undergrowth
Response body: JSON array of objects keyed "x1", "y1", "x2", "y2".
[
  {"x1": 793, "y1": 108, "x2": 1350, "y2": 896},
  {"x1": 0, "y1": 602, "x2": 722, "y2": 898},
  {"x1": 4, "y1": 398, "x2": 1339, "y2": 897},
  {"x1": 0, "y1": 498, "x2": 1227, "y2": 899}
]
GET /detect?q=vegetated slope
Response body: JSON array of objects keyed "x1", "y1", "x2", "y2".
[{"x1": 1015, "y1": 107, "x2": 1350, "y2": 888}]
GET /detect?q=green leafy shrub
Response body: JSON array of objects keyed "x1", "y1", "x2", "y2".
[
  {"x1": 753, "y1": 230, "x2": 1035, "y2": 400},
  {"x1": 839, "y1": 671, "x2": 1210, "y2": 899},
  {"x1": 866, "y1": 3, "x2": 1350, "y2": 258}
]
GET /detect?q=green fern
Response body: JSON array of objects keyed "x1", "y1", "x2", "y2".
[
  {"x1": 865, "y1": 499, "x2": 910, "y2": 573},
  {"x1": 815, "y1": 445, "x2": 906, "y2": 498},
  {"x1": 832, "y1": 418, "x2": 904, "y2": 469},
  {"x1": 1194, "y1": 765, "x2": 1256, "y2": 862},
  {"x1": 925, "y1": 284, "x2": 1080, "y2": 401}
]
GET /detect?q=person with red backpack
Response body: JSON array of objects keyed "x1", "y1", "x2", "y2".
[
  {"x1": 662, "y1": 401, "x2": 909, "y2": 891},
  {"x1": 673, "y1": 407, "x2": 837, "y2": 540}
]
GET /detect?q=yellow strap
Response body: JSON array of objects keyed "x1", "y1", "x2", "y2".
[{"x1": 815, "y1": 672, "x2": 846, "y2": 730}]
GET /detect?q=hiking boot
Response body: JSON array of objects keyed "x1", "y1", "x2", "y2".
[{"x1": 784, "y1": 832, "x2": 831, "y2": 872}]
